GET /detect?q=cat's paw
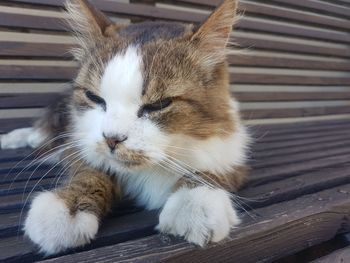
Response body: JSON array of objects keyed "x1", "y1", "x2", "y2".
[
  {"x1": 24, "y1": 191, "x2": 99, "y2": 255},
  {"x1": 0, "y1": 127, "x2": 46, "y2": 149},
  {"x1": 157, "y1": 186, "x2": 240, "y2": 246}
]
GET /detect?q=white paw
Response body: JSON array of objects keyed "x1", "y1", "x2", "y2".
[
  {"x1": 157, "y1": 186, "x2": 240, "y2": 246},
  {"x1": 1, "y1": 127, "x2": 47, "y2": 149},
  {"x1": 24, "y1": 191, "x2": 99, "y2": 255}
]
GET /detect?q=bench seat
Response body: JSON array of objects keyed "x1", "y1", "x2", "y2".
[
  {"x1": 1, "y1": 0, "x2": 350, "y2": 261},
  {"x1": 1, "y1": 119, "x2": 350, "y2": 262}
]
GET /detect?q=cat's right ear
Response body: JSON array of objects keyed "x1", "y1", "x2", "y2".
[
  {"x1": 190, "y1": 0, "x2": 238, "y2": 67},
  {"x1": 65, "y1": 0, "x2": 121, "y2": 59}
]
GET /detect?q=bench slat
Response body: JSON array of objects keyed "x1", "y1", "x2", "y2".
[
  {"x1": 2, "y1": 9, "x2": 350, "y2": 44},
  {"x1": 4, "y1": 91, "x2": 350, "y2": 110},
  {"x1": 311, "y1": 246, "x2": 350, "y2": 263},
  {"x1": 37, "y1": 183, "x2": 350, "y2": 263}
]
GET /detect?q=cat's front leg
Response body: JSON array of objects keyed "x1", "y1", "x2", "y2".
[
  {"x1": 24, "y1": 166, "x2": 118, "y2": 255},
  {"x1": 157, "y1": 186, "x2": 240, "y2": 246}
]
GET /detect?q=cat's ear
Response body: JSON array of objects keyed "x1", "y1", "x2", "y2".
[
  {"x1": 65, "y1": 0, "x2": 118, "y2": 59},
  {"x1": 191, "y1": 0, "x2": 238, "y2": 65}
]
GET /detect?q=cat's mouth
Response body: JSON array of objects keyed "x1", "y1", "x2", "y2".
[{"x1": 105, "y1": 150, "x2": 148, "y2": 169}]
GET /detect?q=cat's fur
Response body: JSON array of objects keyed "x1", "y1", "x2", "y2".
[{"x1": 0, "y1": 0, "x2": 249, "y2": 255}]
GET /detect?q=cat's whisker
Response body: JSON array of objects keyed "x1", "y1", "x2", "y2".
[
  {"x1": 3, "y1": 132, "x2": 78, "y2": 185},
  {"x1": 21, "y1": 142, "x2": 83, "y2": 200},
  {"x1": 6, "y1": 140, "x2": 81, "y2": 196},
  {"x1": 161, "y1": 157, "x2": 216, "y2": 190},
  {"x1": 65, "y1": 156, "x2": 88, "y2": 189},
  {"x1": 54, "y1": 150, "x2": 89, "y2": 189},
  {"x1": 163, "y1": 154, "x2": 219, "y2": 188},
  {"x1": 51, "y1": 151, "x2": 82, "y2": 189}
]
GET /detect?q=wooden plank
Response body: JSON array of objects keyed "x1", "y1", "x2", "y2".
[
  {"x1": 312, "y1": 247, "x2": 350, "y2": 263},
  {"x1": 254, "y1": 137, "x2": 350, "y2": 160},
  {"x1": 231, "y1": 72, "x2": 350, "y2": 85},
  {"x1": 37, "y1": 184, "x2": 350, "y2": 263},
  {"x1": 249, "y1": 152, "x2": 350, "y2": 186},
  {"x1": 0, "y1": 170, "x2": 57, "y2": 185},
  {"x1": 0, "y1": 149, "x2": 33, "y2": 162},
  {"x1": 254, "y1": 132, "x2": 350, "y2": 152},
  {"x1": 236, "y1": 17, "x2": 350, "y2": 44},
  {"x1": 234, "y1": 34, "x2": 350, "y2": 58},
  {"x1": 228, "y1": 55, "x2": 350, "y2": 71},
  {"x1": 254, "y1": 124, "x2": 350, "y2": 143},
  {"x1": 0, "y1": 11, "x2": 65, "y2": 31},
  {"x1": 235, "y1": 92, "x2": 350, "y2": 102},
  {"x1": 0, "y1": 65, "x2": 75, "y2": 80},
  {"x1": 238, "y1": 1, "x2": 350, "y2": 31},
  {"x1": 251, "y1": 119, "x2": 350, "y2": 136},
  {"x1": 251, "y1": 143, "x2": 350, "y2": 169},
  {"x1": 242, "y1": 106, "x2": 350, "y2": 119},
  {"x1": 0, "y1": 93, "x2": 59, "y2": 109},
  {"x1": 271, "y1": 0, "x2": 350, "y2": 19},
  {"x1": 0, "y1": 118, "x2": 35, "y2": 134},
  {"x1": 0, "y1": 177, "x2": 55, "y2": 196},
  {"x1": 0, "y1": 161, "x2": 52, "y2": 176},
  {"x1": 180, "y1": 0, "x2": 350, "y2": 31},
  {"x1": 241, "y1": 166, "x2": 350, "y2": 209},
  {"x1": 0, "y1": 41, "x2": 72, "y2": 58},
  {"x1": 8, "y1": 0, "x2": 206, "y2": 22}
]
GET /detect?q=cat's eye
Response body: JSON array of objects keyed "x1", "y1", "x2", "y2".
[
  {"x1": 85, "y1": 90, "x2": 106, "y2": 111},
  {"x1": 138, "y1": 98, "x2": 173, "y2": 117}
]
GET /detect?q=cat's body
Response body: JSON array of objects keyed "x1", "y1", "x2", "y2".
[{"x1": 0, "y1": 0, "x2": 249, "y2": 255}]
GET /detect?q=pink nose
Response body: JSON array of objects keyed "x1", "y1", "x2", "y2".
[{"x1": 103, "y1": 133, "x2": 127, "y2": 151}]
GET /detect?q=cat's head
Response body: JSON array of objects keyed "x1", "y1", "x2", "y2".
[{"x1": 67, "y1": 0, "x2": 246, "y2": 175}]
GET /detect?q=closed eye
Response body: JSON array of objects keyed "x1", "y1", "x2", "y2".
[
  {"x1": 138, "y1": 98, "x2": 173, "y2": 117},
  {"x1": 85, "y1": 90, "x2": 106, "y2": 111}
]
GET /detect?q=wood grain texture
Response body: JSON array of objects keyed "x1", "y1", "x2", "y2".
[
  {"x1": 242, "y1": 106, "x2": 350, "y2": 119},
  {"x1": 312, "y1": 246, "x2": 350, "y2": 263},
  {"x1": 0, "y1": 118, "x2": 34, "y2": 134},
  {"x1": 235, "y1": 92, "x2": 350, "y2": 102},
  {"x1": 0, "y1": 0, "x2": 350, "y2": 261},
  {"x1": 38, "y1": 184, "x2": 350, "y2": 263},
  {"x1": 2, "y1": 8, "x2": 350, "y2": 44},
  {"x1": 0, "y1": 120, "x2": 349, "y2": 262}
]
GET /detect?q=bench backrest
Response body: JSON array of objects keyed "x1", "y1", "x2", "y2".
[{"x1": 0, "y1": 0, "x2": 350, "y2": 131}]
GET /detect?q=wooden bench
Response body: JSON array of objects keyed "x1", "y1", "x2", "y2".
[{"x1": 1, "y1": 0, "x2": 350, "y2": 262}]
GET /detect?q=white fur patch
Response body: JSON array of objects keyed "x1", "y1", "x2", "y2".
[
  {"x1": 157, "y1": 186, "x2": 240, "y2": 246},
  {"x1": 168, "y1": 121, "x2": 249, "y2": 176},
  {"x1": 120, "y1": 166, "x2": 181, "y2": 210},
  {"x1": 24, "y1": 191, "x2": 98, "y2": 255},
  {"x1": 0, "y1": 127, "x2": 47, "y2": 149}
]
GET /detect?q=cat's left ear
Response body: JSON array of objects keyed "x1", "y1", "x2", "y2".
[
  {"x1": 65, "y1": 0, "x2": 122, "y2": 60},
  {"x1": 191, "y1": 0, "x2": 238, "y2": 65}
]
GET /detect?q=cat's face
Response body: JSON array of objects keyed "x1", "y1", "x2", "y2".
[{"x1": 67, "y1": 0, "x2": 240, "y2": 173}]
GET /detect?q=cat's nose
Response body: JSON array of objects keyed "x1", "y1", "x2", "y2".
[{"x1": 103, "y1": 133, "x2": 127, "y2": 151}]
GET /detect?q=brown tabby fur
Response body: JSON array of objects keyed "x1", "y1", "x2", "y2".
[{"x1": 34, "y1": 0, "x2": 246, "y2": 222}]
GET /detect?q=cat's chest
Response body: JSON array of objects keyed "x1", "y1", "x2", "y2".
[{"x1": 119, "y1": 169, "x2": 180, "y2": 210}]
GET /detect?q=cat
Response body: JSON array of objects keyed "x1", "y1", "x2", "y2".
[{"x1": 0, "y1": 0, "x2": 249, "y2": 255}]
